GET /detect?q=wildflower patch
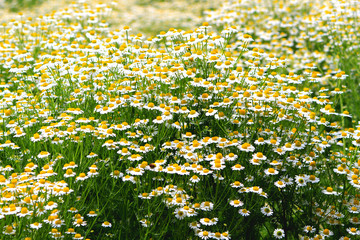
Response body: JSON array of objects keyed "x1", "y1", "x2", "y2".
[{"x1": 0, "y1": 0, "x2": 359, "y2": 239}]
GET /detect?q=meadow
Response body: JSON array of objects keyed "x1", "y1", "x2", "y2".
[{"x1": 0, "y1": 0, "x2": 359, "y2": 239}]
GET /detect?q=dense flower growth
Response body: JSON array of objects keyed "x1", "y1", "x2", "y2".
[
  {"x1": 0, "y1": 0, "x2": 359, "y2": 239},
  {"x1": 206, "y1": 0, "x2": 360, "y2": 120}
]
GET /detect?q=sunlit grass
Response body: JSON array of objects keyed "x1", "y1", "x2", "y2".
[{"x1": 4, "y1": 0, "x2": 44, "y2": 12}]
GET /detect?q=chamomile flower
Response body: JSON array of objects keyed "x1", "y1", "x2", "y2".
[
  {"x1": 229, "y1": 199, "x2": 244, "y2": 207},
  {"x1": 230, "y1": 181, "x2": 244, "y2": 188},
  {"x1": 348, "y1": 206, "x2": 360, "y2": 214},
  {"x1": 45, "y1": 201, "x2": 58, "y2": 210},
  {"x1": 295, "y1": 176, "x2": 307, "y2": 187},
  {"x1": 153, "y1": 116, "x2": 165, "y2": 124},
  {"x1": 231, "y1": 164, "x2": 245, "y2": 171},
  {"x1": 205, "y1": 108, "x2": 217, "y2": 116},
  {"x1": 188, "y1": 110, "x2": 199, "y2": 118},
  {"x1": 303, "y1": 225, "x2": 316, "y2": 233},
  {"x1": 189, "y1": 221, "x2": 200, "y2": 229},
  {"x1": 239, "y1": 208, "x2": 250, "y2": 216},
  {"x1": 261, "y1": 204, "x2": 273, "y2": 216},
  {"x1": 321, "y1": 229, "x2": 333, "y2": 237},
  {"x1": 3, "y1": 225, "x2": 15, "y2": 235},
  {"x1": 199, "y1": 218, "x2": 213, "y2": 226},
  {"x1": 173, "y1": 208, "x2": 187, "y2": 220},
  {"x1": 76, "y1": 173, "x2": 88, "y2": 181},
  {"x1": 189, "y1": 175, "x2": 200, "y2": 183},
  {"x1": 273, "y1": 228, "x2": 285, "y2": 239},
  {"x1": 30, "y1": 222, "x2": 42, "y2": 229},
  {"x1": 73, "y1": 218, "x2": 87, "y2": 227},
  {"x1": 264, "y1": 168, "x2": 279, "y2": 175},
  {"x1": 347, "y1": 227, "x2": 360, "y2": 235},
  {"x1": 110, "y1": 170, "x2": 123, "y2": 179},
  {"x1": 322, "y1": 187, "x2": 340, "y2": 195},
  {"x1": 200, "y1": 201, "x2": 214, "y2": 211},
  {"x1": 37, "y1": 151, "x2": 50, "y2": 158},
  {"x1": 198, "y1": 230, "x2": 211, "y2": 239},
  {"x1": 128, "y1": 167, "x2": 144, "y2": 176},
  {"x1": 102, "y1": 221, "x2": 112, "y2": 227},
  {"x1": 17, "y1": 207, "x2": 33, "y2": 217},
  {"x1": 64, "y1": 169, "x2": 76, "y2": 178},
  {"x1": 274, "y1": 180, "x2": 286, "y2": 188}
]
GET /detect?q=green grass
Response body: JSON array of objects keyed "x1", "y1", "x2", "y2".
[{"x1": 5, "y1": 0, "x2": 45, "y2": 12}]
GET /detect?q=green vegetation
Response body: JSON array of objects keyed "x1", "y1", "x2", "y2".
[{"x1": 5, "y1": 0, "x2": 44, "y2": 12}]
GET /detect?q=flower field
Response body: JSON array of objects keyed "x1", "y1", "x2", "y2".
[{"x1": 0, "y1": 0, "x2": 359, "y2": 239}]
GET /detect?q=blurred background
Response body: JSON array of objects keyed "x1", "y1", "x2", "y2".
[{"x1": 0, "y1": 0, "x2": 219, "y2": 36}]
